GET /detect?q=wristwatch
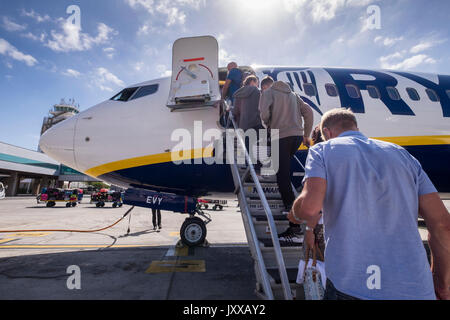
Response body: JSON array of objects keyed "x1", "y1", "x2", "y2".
[{"x1": 305, "y1": 226, "x2": 314, "y2": 232}]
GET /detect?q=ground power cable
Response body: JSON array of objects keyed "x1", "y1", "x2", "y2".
[{"x1": 0, "y1": 206, "x2": 135, "y2": 234}]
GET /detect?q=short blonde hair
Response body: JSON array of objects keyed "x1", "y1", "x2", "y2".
[
  {"x1": 320, "y1": 108, "x2": 358, "y2": 137},
  {"x1": 244, "y1": 75, "x2": 258, "y2": 86}
]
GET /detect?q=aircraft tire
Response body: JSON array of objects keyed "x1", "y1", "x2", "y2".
[{"x1": 180, "y1": 217, "x2": 207, "y2": 247}]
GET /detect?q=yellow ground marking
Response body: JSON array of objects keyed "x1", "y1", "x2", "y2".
[
  {"x1": 0, "y1": 238, "x2": 16, "y2": 244},
  {"x1": 169, "y1": 231, "x2": 180, "y2": 237},
  {"x1": 7, "y1": 232, "x2": 51, "y2": 237},
  {"x1": 175, "y1": 246, "x2": 189, "y2": 257},
  {"x1": 145, "y1": 260, "x2": 205, "y2": 273}
]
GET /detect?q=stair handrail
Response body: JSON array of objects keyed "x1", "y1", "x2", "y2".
[
  {"x1": 226, "y1": 107, "x2": 293, "y2": 300},
  {"x1": 229, "y1": 160, "x2": 274, "y2": 299}
]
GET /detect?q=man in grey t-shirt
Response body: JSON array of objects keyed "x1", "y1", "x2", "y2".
[{"x1": 289, "y1": 108, "x2": 450, "y2": 300}]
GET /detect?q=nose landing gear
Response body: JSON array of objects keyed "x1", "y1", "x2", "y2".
[
  {"x1": 180, "y1": 208, "x2": 211, "y2": 247},
  {"x1": 123, "y1": 188, "x2": 212, "y2": 247}
]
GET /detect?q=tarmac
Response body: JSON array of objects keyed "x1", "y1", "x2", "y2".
[
  {"x1": 0, "y1": 195, "x2": 447, "y2": 300},
  {"x1": 0, "y1": 194, "x2": 257, "y2": 300}
]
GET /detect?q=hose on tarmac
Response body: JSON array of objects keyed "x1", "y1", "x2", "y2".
[{"x1": 0, "y1": 206, "x2": 135, "y2": 234}]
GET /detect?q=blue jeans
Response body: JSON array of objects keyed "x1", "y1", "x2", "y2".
[{"x1": 323, "y1": 279, "x2": 361, "y2": 300}]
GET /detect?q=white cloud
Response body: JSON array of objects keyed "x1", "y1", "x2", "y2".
[
  {"x1": 137, "y1": 22, "x2": 162, "y2": 35},
  {"x1": 0, "y1": 38, "x2": 38, "y2": 66},
  {"x1": 156, "y1": 64, "x2": 172, "y2": 77},
  {"x1": 215, "y1": 33, "x2": 238, "y2": 66},
  {"x1": 379, "y1": 51, "x2": 404, "y2": 65},
  {"x1": 126, "y1": 0, "x2": 155, "y2": 13},
  {"x1": 219, "y1": 48, "x2": 238, "y2": 67},
  {"x1": 62, "y1": 68, "x2": 81, "y2": 78},
  {"x1": 374, "y1": 36, "x2": 404, "y2": 47},
  {"x1": 46, "y1": 21, "x2": 116, "y2": 52},
  {"x1": 410, "y1": 39, "x2": 446, "y2": 54},
  {"x1": 2, "y1": 17, "x2": 27, "y2": 32},
  {"x1": 103, "y1": 47, "x2": 116, "y2": 59},
  {"x1": 93, "y1": 67, "x2": 125, "y2": 92},
  {"x1": 21, "y1": 9, "x2": 51, "y2": 23},
  {"x1": 156, "y1": 1, "x2": 186, "y2": 26},
  {"x1": 21, "y1": 32, "x2": 47, "y2": 42},
  {"x1": 380, "y1": 53, "x2": 436, "y2": 70},
  {"x1": 283, "y1": 0, "x2": 377, "y2": 24},
  {"x1": 134, "y1": 61, "x2": 145, "y2": 72},
  {"x1": 126, "y1": 0, "x2": 206, "y2": 26}
]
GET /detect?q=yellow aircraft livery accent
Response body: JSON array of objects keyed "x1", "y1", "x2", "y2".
[
  {"x1": 84, "y1": 136, "x2": 450, "y2": 178},
  {"x1": 85, "y1": 147, "x2": 214, "y2": 178}
]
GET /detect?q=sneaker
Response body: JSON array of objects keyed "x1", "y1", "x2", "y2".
[
  {"x1": 256, "y1": 173, "x2": 273, "y2": 183},
  {"x1": 278, "y1": 227, "x2": 303, "y2": 244},
  {"x1": 153, "y1": 226, "x2": 157, "y2": 231},
  {"x1": 158, "y1": 225, "x2": 162, "y2": 230}
]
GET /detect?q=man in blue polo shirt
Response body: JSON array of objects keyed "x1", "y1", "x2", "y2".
[
  {"x1": 289, "y1": 108, "x2": 450, "y2": 300},
  {"x1": 221, "y1": 62, "x2": 242, "y2": 105}
]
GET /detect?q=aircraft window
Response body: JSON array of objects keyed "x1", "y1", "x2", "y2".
[
  {"x1": 406, "y1": 88, "x2": 420, "y2": 101},
  {"x1": 325, "y1": 84, "x2": 338, "y2": 97},
  {"x1": 345, "y1": 84, "x2": 361, "y2": 99},
  {"x1": 386, "y1": 87, "x2": 401, "y2": 101},
  {"x1": 303, "y1": 83, "x2": 317, "y2": 97},
  {"x1": 111, "y1": 87, "x2": 139, "y2": 102},
  {"x1": 446, "y1": 90, "x2": 450, "y2": 99},
  {"x1": 426, "y1": 89, "x2": 440, "y2": 102},
  {"x1": 129, "y1": 84, "x2": 159, "y2": 101},
  {"x1": 367, "y1": 86, "x2": 380, "y2": 99}
]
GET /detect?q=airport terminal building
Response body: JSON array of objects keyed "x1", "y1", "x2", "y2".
[{"x1": 0, "y1": 141, "x2": 97, "y2": 197}]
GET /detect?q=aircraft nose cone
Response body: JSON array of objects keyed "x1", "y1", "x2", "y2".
[{"x1": 39, "y1": 116, "x2": 77, "y2": 169}]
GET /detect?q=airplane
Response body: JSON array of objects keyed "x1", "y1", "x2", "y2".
[{"x1": 39, "y1": 36, "x2": 450, "y2": 245}]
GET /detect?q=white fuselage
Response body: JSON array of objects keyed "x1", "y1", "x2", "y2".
[{"x1": 39, "y1": 66, "x2": 450, "y2": 195}]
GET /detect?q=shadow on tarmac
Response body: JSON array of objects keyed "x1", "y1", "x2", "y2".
[{"x1": 0, "y1": 245, "x2": 257, "y2": 300}]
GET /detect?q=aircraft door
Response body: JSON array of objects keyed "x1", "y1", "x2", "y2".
[{"x1": 167, "y1": 36, "x2": 221, "y2": 110}]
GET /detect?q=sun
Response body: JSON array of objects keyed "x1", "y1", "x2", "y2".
[{"x1": 234, "y1": 0, "x2": 280, "y2": 16}]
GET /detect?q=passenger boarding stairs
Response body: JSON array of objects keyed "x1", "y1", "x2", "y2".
[{"x1": 226, "y1": 111, "x2": 306, "y2": 300}]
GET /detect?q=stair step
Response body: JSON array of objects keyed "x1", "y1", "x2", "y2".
[
  {"x1": 247, "y1": 199, "x2": 286, "y2": 216},
  {"x1": 266, "y1": 267, "x2": 299, "y2": 284},
  {"x1": 252, "y1": 214, "x2": 288, "y2": 222},
  {"x1": 238, "y1": 168, "x2": 278, "y2": 183},
  {"x1": 259, "y1": 237, "x2": 303, "y2": 248},
  {"x1": 260, "y1": 248, "x2": 303, "y2": 269},
  {"x1": 253, "y1": 220, "x2": 290, "y2": 239},
  {"x1": 243, "y1": 183, "x2": 281, "y2": 200}
]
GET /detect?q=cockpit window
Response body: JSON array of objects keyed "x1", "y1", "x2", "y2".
[
  {"x1": 129, "y1": 84, "x2": 159, "y2": 101},
  {"x1": 111, "y1": 87, "x2": 139, "y2": 102}
]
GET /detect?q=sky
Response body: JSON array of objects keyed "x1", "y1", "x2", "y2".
[{"x1": 0, "y1": 0, "x2": 449, "y2": 150}]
